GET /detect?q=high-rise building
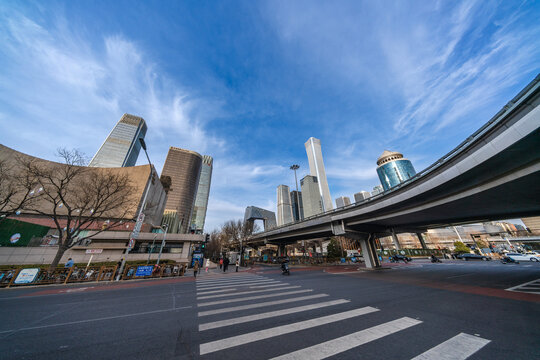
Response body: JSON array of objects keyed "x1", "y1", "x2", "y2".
[
  {"x1": 305, "y1": 137, "x2": 333, "y2": 211},
  {"x1": 300, "y1": 175, "x2": 323, "y2": 218},
  {"x1": 290, "y1": 190, "x2": 304, "y2": 221},
  {"x1": 335, "y1": 196, "x2": 351, "y2": 208},
  {"x1": 190, "y1": 155, "x2": 213, "y2": 233},
  {"x1": 354, "y1": 191, "x2": 371, "y2": 202},
  {"x1": 376, "y1": 150, "x2": 416, "y2": 191},
  {"x1": 161, "y1": 147, "x2": 202, "y2": 233},
  {"x1": 277, "y1": 185, "x2": 294, "y2": 226},
  {"x1": 89, "y1": 114, "x2": 147, "y2": 168},
  {"x1": 371, "y1": 185, "x2": 383, "y2": 196}
]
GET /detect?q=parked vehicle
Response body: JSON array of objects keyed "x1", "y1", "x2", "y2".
[
  {"x1": 430, "y1": 255, "x2": 442, "y2": 263},
  {"x1": 505, "y1": 253, "x2": 539, "y2": 262},
  {"x1": 389, "y1": 254, "x2": 412, "y2": 263},
  {"x1": 456, "y1": 253, "x2": 491, "y2": 261},
  {"x1": 501, "y1": 256, "x2": 519, "y2": 264}
]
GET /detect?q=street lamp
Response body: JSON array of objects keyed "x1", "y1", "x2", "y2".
[
  {"x1": 147, "y1": 233, "x2": 159, "y2": 264},
  {"x1": 290, "y1": 165, "x2": 301, "y2": 222},
  {"x1": 156, "y1": 224, "x2": 169, "y2": 265}
]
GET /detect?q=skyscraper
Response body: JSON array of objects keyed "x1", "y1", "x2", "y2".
[
  {"x1": 89, "y1": 114, "x2": 147, "y2": 168},
  {"x1": 304, "y1": 137, "x2": 333, "y2": 212},
  {"x1": 190, "y1": 155, "x2": 213, "y2": 233},
  {"x1": 290, "y1": 190, "x2": 304, "y2": 221},
  {"x1": 335, "y1": 196, "x2": 351, "y2": 208},
  {"x1": 376, "y1": 150, "x2": 417, "y2": 191},
  {"x1": 354, "y1": 191, "x2": 371, "y2": 202},
  {"x1": 300, "y1": 175, "x2": 323, "y2": 218},
  {"x1": 161, "y1": 147, "x2": 202, "y2": 233},
  {"x1": 371, "y1": 185, "x2": 383, "y2": 196},
  {"x1": 277, "y1": 185, "x2": 294, "y2": 226}
]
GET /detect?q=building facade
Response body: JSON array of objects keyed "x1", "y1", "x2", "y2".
[
  {"x1": 89, "y1": 114, "x2": 147, "y2": 168},
  {"x1": 161, "y1": 147, "x2": 202, "y2": 233},
  {"x1": 354, "y1": 191, "x2": 371, "y2": 203},
  {"x1": 305, "y1": 137, "x2": 333, "y2": 211},
  {"x1": 300, "y1": 175, "x2": 323, "y2": 218},
  {"x1": 277, "y1": 185, "x2": 294, "y2": 226},
  {"x1": 190, "y1": 155, "x2": 213, "y2": 233},
  {"x1": 335, "y1": 196, "x2": 351, "y2": 208},
  {"x1": 290, "y1": 190, "x2": 304, "y2": 221},
  {"x1": 371, "y1": 185, "x2": 383, "y2": 196},
  {"x1": 376, "y1": 150, "x2": 416, "y2": 191}
]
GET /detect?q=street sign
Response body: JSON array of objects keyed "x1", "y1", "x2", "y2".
[
  {"x1": 14, "y1": 268, "x2": 40, "y2": 284},
  {"x1": 135, "y1": 265, "x2": 153, "y2": 277},
  {"x1": 85, "y1": 249, "x2": 103, "y2": 254},
  {"x1": 131, "y1": 213, "x2": 145, "y2": 240},
  {"x1": 128, "y1": 238, "x2": 135, "y2": 249}
]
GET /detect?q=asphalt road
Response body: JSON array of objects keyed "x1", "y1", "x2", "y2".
[{"x1": 0, "y1": 259, "x2": 539, "y2": 360}]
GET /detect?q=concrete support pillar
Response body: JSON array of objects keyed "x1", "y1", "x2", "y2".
[
  {"x1": 416, "y1": 232, "x2": 428, "y2": 250},
  {"x1": 344, "y1": 233, "x2": 380, "y2": 269},
  {"x1": 391, "y1": 229, "x2": 401, "y2": 250},
  {"x1": 278, "y1": 244, "x2": 286, "y2": 257}
]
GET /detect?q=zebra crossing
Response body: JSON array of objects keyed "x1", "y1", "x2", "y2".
[
  {"x1": 195, "y1": 273, "x2": 491, "y2": 359},
  {"x1": 505, "y1": 278, "x2": 540, "y2": 294}
]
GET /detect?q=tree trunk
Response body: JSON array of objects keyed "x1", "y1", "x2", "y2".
[{"x1": 49, "y1": 245, "x2": 68, "y2": 272}]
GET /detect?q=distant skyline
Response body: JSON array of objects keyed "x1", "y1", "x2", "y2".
[{"x1": 1, "y1": 1, "x2": 538, "y2": 231}]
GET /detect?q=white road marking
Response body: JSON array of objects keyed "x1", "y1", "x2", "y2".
[
  {"x1": 271, "y1": 317, "x2": 421, "y2": 360},
  {"x1": 199, "y1": 307, "x2": 379, "y2": 355},
  {"x1": 505, "y1": 278, "x2": 540, "y2": 293},
  {"x1": 0, "y1": 306, "x2": 192, "y2": 334},
  {"x1": 199, "y1": 299, "x2": 350, "y2": 331},
  {"x1": 411, "y1": 333, "x2": 491, "y2": 360},
  {"x1": 196, "y1": 276, "x2": 264, "y2": 285},
  {"x1": 197, "y1": 280, "x2": 280, "y2": 290},
  {"x1": 198, "y1": 289, "x2": 313, "y2": 307},
  {"x1": 249, "y1": 283, "x2": 290, "y2": 289},
  {"x1": 196, "y1": 278, "x2": 267, "y2": 286},
  {"x1": 198, "y1": 294, "x2": 329, "y2": 317},
  {"x1": 197, "y1": 286, "x2": 301, "y2": 300},
  {"x1": 196, "y1": 288, "x2": 239, "y2": 295}
]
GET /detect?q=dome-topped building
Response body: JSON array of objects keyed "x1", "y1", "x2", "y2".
[{"x1": 376, "y1": 150, "x2": 416, "y2": 191}]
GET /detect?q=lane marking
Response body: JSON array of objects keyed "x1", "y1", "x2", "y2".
[
  {"x1": 198, "y1": 289, "x2": 313, "y2": 307},
  {"x1": 197, "y1": 286, "x2": 301, "y2": 300},
  {"x1": 196, "y1": 276, "x2": 264, "y2": 285},
  {"x1": 505, "y1": 278, "x2": 540, "y2": 294},
  {"x1": 411, "y1": 332, "x2": 491, "y2": 360},
  {"x1": 198, "y1": 294, "x2": 329, "y2": 317},
  {"x1": 249, "y1": 283, "x2": 290, "y2": 289},
  {"x1": 271, "y1": 317, "x2": 421, "y2": 360},
  {"x1": 0, "y1": 306, "x2": 192, "y2": 334},
  {"x1": 199, "y1": 307, "x2": 379, "y2": 355},
  {"x1": 199, "y1": 299, "x2": 350, "y2": 331},
  {"x1": 197, "y1": 280, "x2": 280, "y2": 290},
  {"x1": 446, "y1": 273, "x2": 474, "y2": 279},
  {"x1": 196, "y1": 278, "x2": 268, "y2": 286},
  {"x1": 196, "y1": 288, "x2": 239, "y2": 295}
]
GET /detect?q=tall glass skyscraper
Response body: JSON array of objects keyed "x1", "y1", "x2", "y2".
[
  {"x1": 290, "y1": 190, "x2": 304, "y2": 221},
  {"x1": 190, "y1": 155, "x2": 213, "y2": 233},
  {"x1": 300, "y1": 175, "x2": 323, "y2": 218},
  {"x1": 376, "y1": 150, "x2": 416, "y2": 191},
  {"x1": 89, "y1": 114, "x2": 147, "y2": 168},
  {"x1": 305, "y1": 137, "x2": 333, "y2": 211},
  {"x1": 277, "y1": 185, "x2": 294, "y2": 226}
]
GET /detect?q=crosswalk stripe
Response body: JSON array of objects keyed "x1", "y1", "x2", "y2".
[
  {"x1": 198, "y1": 294, "x2": 329, "y2": 317},
  {"x1": 270, "y1": 317, "x2": 421, "y2": 360},
  {"x1": 199, "y1": 299, "x2": 350, "y2": 331},
  {"x1": 196, "y1": 276, "x2": 264, "y2": 284},
  {"x1": 249, "y1": 283, "x2": 290, "y2": 289},
  {"x1": 198, "y1": 289, "x2": 313, "y2": 307},
  {"x1": 196, "y1": 288, "x2": 239, "y2": 295},
  {"x1": 197, "y1": 280, "x2": 280, "y2": 290},
  {"x1": 411, "y1": 333, "x2": 491, "y2": 360},
  {"x1": 196, "y1": 278, "x2": 267, "y2": 286},
  {"x1": 199, "y1": 306, "x2": 379, "y2": 355},
  {"x1": 197, "y1": 286, "x2": 301, "y2": 300}
]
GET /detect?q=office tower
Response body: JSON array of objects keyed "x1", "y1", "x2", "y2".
[
  {"x1": 89, "y1": 114, "x2": 147, "y2": 168},
  {"x1": 290, "y1": 190, "x2": 304, "y2": 221},
  {"x1": 190, "y1": 155, "x2": 213, "y2": 233},
  {"x1": 354, "y1": 191, "x2": 371, "y2": 202},
  {"x1": 277, "y1": 185, "x2": 294, "y2": 226},
  {"x1": 300, "y1": 175, "x2": 323, "y2": 217},
  {"x1": 371, "y1": 185, "x2": 383, "y2": 196},
  {"x1": 335, "y1": 196, "x2": 351, "y2": 208},
  {"x1": 161, "y1": 147, "x2": 202, "y2": 233},
  {"x1": 376, "y1": 150, "x2": 417, "y2": 191},
  {"x1": 305, "y1": 137, "x2": 333, "y2": 211}
]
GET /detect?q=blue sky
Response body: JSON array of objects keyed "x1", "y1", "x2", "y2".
[{"x1": 1, "y1": 0, "x2": 539, "y2": 231}]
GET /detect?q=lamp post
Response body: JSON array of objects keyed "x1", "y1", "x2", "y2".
[
  {"x1": 147, "y1": 233, "x2": 159, "y2": 264},
  {"x1": 156, "y1": 224, "x2": 169, "y2": 265},
  {"x1": 290, "y1": 165, "x2": 301, "y2": 222},
  {"x1": 115, "y1": 138, "x2": 154, "y2": 281}
]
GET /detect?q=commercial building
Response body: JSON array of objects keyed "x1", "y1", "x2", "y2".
[
  {"x1": 335, "y1": 196, "x2": 351, "y2": 208},
  {"x1": 376, "y1": 150, "x2": 416, "y2": 191},
  {"x1": 305, "y1": 137, "x2": 333, "y2": 211},
  {"x1": 161, "y1": 147, "x2": 202, "y2": 233},
  {"x1": 354, "y1": 191, "x2": 371, "y2": 203},
  {"x1": 300, "y1": 175, "x2": 323, "y2": 218},
  {"x1": 371, "y1": 185, "x2": 383, "y2": 196},
  {"x1": 190, "y1": 155, "x2": 213, "y2": 233},
  {"x1": 290, "y1": 190, "x2": 304, "y2": 221},
  {"x1": 89, "y1": 114, "x2": 147, "y2": 168},
  {"x1": 277, "y1": 185, "x2": 294, "y2": 226}
]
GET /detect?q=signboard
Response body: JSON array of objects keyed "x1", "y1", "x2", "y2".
[
  {"x1": 10, "y1": 233, "x2": 21, "y2": 244},
  {"x1": 135, "y1": 265, "x2": 154, "y2": 277},
  {"x1": 191, "y1": 252, "x2": 203, "y2": 267},
  {"x1": 14, "y1": 268, "x2": 40, "y2": 284},
  {"x1": 263, "y1": 254, "x2": 268, "y2": 261},
  {"x1": 128, "y1": 238, "x2": 135, "y2": 249},
  {"x1": 85, "y1": 249, "x2": 103, "y2": 254}
]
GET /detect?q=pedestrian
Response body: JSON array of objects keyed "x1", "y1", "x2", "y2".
[
  {"x1": 235, "y1": 259, "x2": 239, "y2": 272},
  {"x1": 193, "y1": 260, "x2": 199, "y2": 277},
  {"x1": 64, "y1": 258, "x2": 74, "y2": 268},
  {"x1": 205, "y1": 258, "x2": 210, "y2": 273},
  {"x1": 219, "y1": 258, "x2": 223, "y2": 270},
  {"x1": 223, "y1": 257, "x2": 229, "y2": 272}
]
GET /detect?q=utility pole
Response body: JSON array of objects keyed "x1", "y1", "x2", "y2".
[{"x1": 290, "y1": 165, "x2": 301, "y2": 222}]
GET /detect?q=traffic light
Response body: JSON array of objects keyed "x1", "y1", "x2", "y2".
[{"x1": 201, "y1": 242, "x2": 206, "y2": 249}]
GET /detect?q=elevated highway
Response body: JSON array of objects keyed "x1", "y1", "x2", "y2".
[{"x1": 245, "y1": 74, "x2": 540, "y2": 268}]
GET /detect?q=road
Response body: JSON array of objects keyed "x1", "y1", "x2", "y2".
[{"x1": 0, "y1": 259, "x2": 539, "y2": 359}]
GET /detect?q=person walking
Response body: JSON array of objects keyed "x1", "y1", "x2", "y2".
[
  {"x1": 219, "y1": 258, "x2": 223, "y2": 270},
  {"x1": 223, "y1": 257, "x2": 229, "y2": 272},
  {"x1": 205, "y1": 258, "x2": 210, "y2": 273},
  {"x1": 235, "y1": 259, "x2": 239, "y2": 272},
  {"x1": 193, "y1": 260, "x2": 199, "y2": 277}
]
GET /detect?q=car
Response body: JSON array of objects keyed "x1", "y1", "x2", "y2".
[
  {"x1": 456, "y1": 253, "x2": 491, "y2": 261},
  {"x1": 506, "y1": 253, "x2": 540, "y2": 262},
  {"x1": 389, "y1": 254, "x2": 412, "y2": 262}
]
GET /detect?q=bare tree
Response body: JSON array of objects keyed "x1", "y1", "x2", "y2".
[
  {"x1": 19, "y1": 149, "x2": 136, "y2": 270},
  {"x1": 0, "y1": 158, "x2": 35, "y2": 222}
]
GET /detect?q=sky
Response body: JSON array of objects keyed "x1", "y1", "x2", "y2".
[{"x1": 0, "y1": 0, "x2": 539, "y2": 232}]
